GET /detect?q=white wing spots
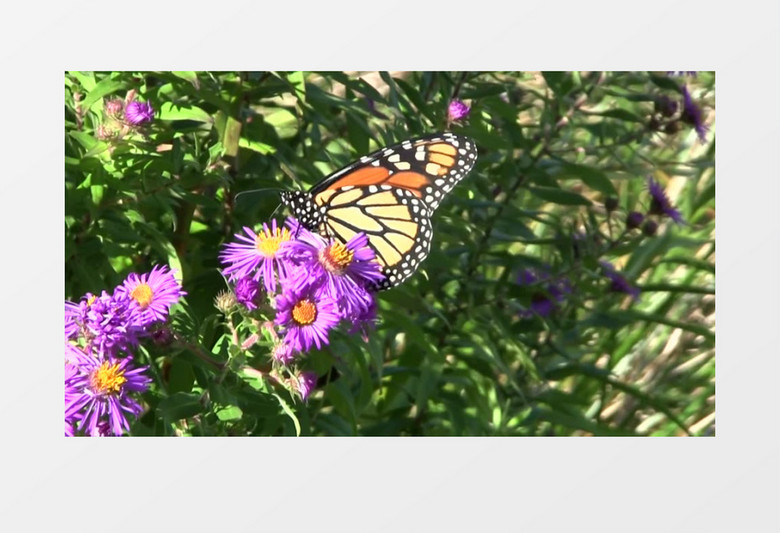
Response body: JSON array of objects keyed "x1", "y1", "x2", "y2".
[
  {"x1": 387, "y1": 154, "x2": 400, "y2": 163},
  {"x1": 425, "y1": 194, "x2": 434, "y2": 204},
  {"x1": 415, "y1": 150, "x2": 426, "y2": 162},
  {"x1": 394, "y1": 161, "x2": 411, "y2": 171}
]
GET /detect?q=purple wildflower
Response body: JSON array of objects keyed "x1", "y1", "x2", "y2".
[
  {"x1": 647, "y1": 177, "x2": 684, "y2": 224},
  {"x1": 234, "y1": 275, "x2": 263, "y2": 311},
  {"x1": 681, "y1": 85, "x2": 708, "y2": 142},
  {"x1": 295, "y1": 371, "x2": 318, "y2": 402},
  {"x1": 78, "y1": 290, "x2": 138, "y2": 354},
  {"x1": 626, "y1": 211, "x2": 645, "y2": 230},
  {"x1": 220, "y1": 221, "x2": 293, "y2": 293},
  {"x1": 600, "y1": 261, "x2": 640, "y2": 301},
  {"x1": 275, "y1": 284, "x2": 340, "y2": 352},
  {"x1": 281, "y1": 218, "x2": 384, "y2": 320},
  {"x1": 516, "y1": 267, "x2": 572, "y2": 318},
  {"x1": 447, "y1": 99, "x2": 470, "y2": 122},
  {"x1": 271, "y1": 342, "x2": 295, "y2": 365},
  {"x1": 124, "y1": 100, "x2": 154, "y2": 125},
  {"x1": 65, "y1": 343, "x2": 152, "y2": 436},
  {"x1": 115, "y1": 265, "x2": 186, "y2": 327}
]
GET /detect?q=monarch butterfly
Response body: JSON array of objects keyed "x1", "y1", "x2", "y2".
[{"x1": 280, "y1": 132, "x2": 478, "y2": 289}]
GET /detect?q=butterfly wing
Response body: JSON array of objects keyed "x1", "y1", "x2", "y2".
[{"x1": 285, "y1": 132, "x2": 478, "y2": 289}]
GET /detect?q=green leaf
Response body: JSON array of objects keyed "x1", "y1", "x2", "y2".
[
  {"x1": 158, "y1": 392, "x2": 203, "y2": 421},
  {"x1": 215, "y1": 405, "x2": 243, "y2": 422},
  {"x1": 238, "y1": 137, "x2": 276, "y2": 154},
  {"x1": 528, "y1": 186, "x2": 592, "y2": 206},
  {"x1": 596, "y1": 108, "x2": 643, "y2": 123},
  {"x1": 81, "y1": 77, "x2": 125, "y2": 111},
  {"x1": 172, "y1": 71, "x2": 200, "y2": 89},
  {"x1": 286, "y1": 71, "x2": 306, "y2": 103},
  {"x1": 272, "y1": 393, "x2": 301, "y2": 436},
  {"x1": 223, "y1": 116, "x2": 242, "y2": 157},
  {"x1": 157, "y1": 102, "x2": 213, "y2": 123},
  {"x1": 557, "y1": 162, "x2": 618, "y2": 197}
]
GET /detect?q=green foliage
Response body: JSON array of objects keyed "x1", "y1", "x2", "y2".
[{"x1": 65, "y1": 71, "x2": 715, "y2": 436}]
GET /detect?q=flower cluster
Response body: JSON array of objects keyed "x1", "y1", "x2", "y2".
[
  {"x1": 65, "y1": 265, "x2": 185, "y2": 436},
  {"x1": 516, "y1": 267, "x2": 572, "y2": 318},
  {"x1": 95, "y1": 93, "x2": 155, "y2": 142},
  {"x1": 649, "y1": 83, "x2": 708, "y2": 143},
  {"x1": 219, "y1": 217, "x2": 385, "y2": 401}
]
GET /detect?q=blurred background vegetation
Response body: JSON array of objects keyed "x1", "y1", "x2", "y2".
[{"x1": 64, "y1": 71, "x2": 715, "y2": 436}]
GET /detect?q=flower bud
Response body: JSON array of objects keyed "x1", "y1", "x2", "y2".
[{"x1": 626, "y1": 211, "x2": 644, "y2": 230}]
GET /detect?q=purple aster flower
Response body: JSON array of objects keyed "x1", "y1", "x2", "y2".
[
  {"x1": 600, "y1": 261, "x2": 640, "y2": 301},
  {"x1": 275, "y1": 284, "x2": 341, "y2": 352},
  {"x1": 65, "y1": 300, "x2": 80, "y2": 340},
  {"x1": 281, "y1": 218, "x2": 384, "y2": 320},
  {"x1": 234, "y1": 275, "x2": 263, "y2": 310},
  {"x1": 295, "y1": 371, "x2": 318, "y2": 402},
  {"x1": 647, "y1": 177, "x2": 684, "y2": 224},
  {"x1": 65, "y1": 344, "x2": 152, "y2": 436},
  {"x1": 516, "y1": 267, "x2": 572, "y2": 318},
  {"x1": 447, "y1": 99, "x2": 470, "y2": 122},
  {"x1": 124, "y1": 100, "x2": 154, "y2": 125},
  {"x1": 115, "y1": 265, "x2": 186, "y2": 327},
  {"x1": 271, "y1": 342, "x2": 295, "y2": 365},
  {"x1": 220, "y1": 221, "x2": 293, "y2": 293},
  {"x1": 78, "y1": 290, "x2": 138, "y2": 354},
  {"x1": 681, "y1": 85, "x2": 708, "y2": 143}
]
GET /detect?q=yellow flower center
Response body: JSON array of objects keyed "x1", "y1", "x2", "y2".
[
  {"x1": 256, "y1": 226, "x2": 292, "y2": 257},
  {"x1": 87, "y1": 295, "x2": 97, "y2": 306},
  {"x1": 319, "y1": 241, "x2": 354, "y2": 274},
  {"x1": 292, "y1": 298, "x2": 318, "y2": 326},
  {"x1": 130, "y1": 283, "x2": 154, "y2": 309},
  {"x1": 90, "y1": 361, "x2": 127, "y2": 395}
]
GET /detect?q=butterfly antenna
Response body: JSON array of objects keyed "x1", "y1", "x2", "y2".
[{"x1": 234, "y1": 187, "x2": 284, "y2": 205}]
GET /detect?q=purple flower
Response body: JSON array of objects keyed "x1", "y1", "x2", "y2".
[
  {"x1": 647, "y1": 177, "x2": 684, "y2": 224},
  {"x1": 626, "y1": 211, "x2": 645, "y2": 230},
  {"x1": 124, "y1": 100, "x2": 154, "y2": 125},
  {"x1": 234, "y1": 275, "x2": 263, "y2": 310},
  {"x1": 220, "y1": 221, "x2": 293, "y2": 293},
  {"x1": 115, "y1": 265, "x2": 186, "y2": 327},
  {"x1": 281, "y1": 218, "x2": 384, "y2": 321},
  {"x1": 295, "y1": 371, "x2": 318, "y2": 402},
  {"x1": 681, "y1": 85, "x2": 708, "y2": 143},
  {"x1": 271, "y1": 342, "x2": 295, "y2": 365},
  {"x1": 65, "y1": 343, "x2": 152, "y2": 436},
  {"x1": 516, "y1": 267, "x2": 572, "y2": 318},
  {"x1": 447, "y1": 99, "x2": 470, "y2": 122},
  {"x1": 65, "y1": 300, "x2": 80, "y2": 340},
  {"x1": 78, "y1": 290, "x2": 138, "y2": 354},
  {"x1": 275, "y1": 284, "x2": 340, "y2": 352},
  {"x1": 600, "y1": 261, "x2": 640, "y2": 301}
]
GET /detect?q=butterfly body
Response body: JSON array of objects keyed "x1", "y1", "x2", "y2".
[{"x1": 281, "y1": 132, "x2": 477, "y2": 289}]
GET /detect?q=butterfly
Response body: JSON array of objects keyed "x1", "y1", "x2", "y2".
[{"x1": 280, "y1": 132, "x2": 478, "y2": 290}]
